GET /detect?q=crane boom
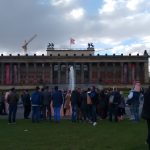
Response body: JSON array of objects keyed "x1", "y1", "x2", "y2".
[
  {"x1": 22, "y1": 34, "x2": 37, "y2": 54},
  {"x1": 26, "y1": 34, "x2": 37, "y2": 45}
]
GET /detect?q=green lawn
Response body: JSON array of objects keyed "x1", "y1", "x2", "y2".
[{"x1": 0, "y1": 119, "x2": 148, "y2": 150}]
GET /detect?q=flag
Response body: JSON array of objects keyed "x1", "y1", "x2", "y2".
[{"x1": 70, "y1": 38, "x2": 75, "y2": 44}]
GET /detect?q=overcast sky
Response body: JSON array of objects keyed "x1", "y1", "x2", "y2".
[{"x1": 0, "y1": 0, "x2": 150, "y2": 56}]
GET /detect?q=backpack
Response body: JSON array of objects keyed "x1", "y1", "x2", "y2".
[{"x1": 109, "y1": 95, "x2": 114, "y2": 104}]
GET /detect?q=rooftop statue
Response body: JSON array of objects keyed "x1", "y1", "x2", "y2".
[
  {"x1": 47, "y1": 42, "x2": 54, "y2": 49},
  {"x1": 144, "y1": 50, "x2": 149, "y2": 56},
  {"x1": 87, "y1": 43, "x2": 94, "y2": 49}
]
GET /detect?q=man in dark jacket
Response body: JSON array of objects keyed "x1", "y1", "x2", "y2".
[
  {"x1": 7, "y1": 88, "x2": 19, "y2": 124},
  {"x1": 142, "y1": 86, "x2": 150, "y2": 150},
  {"x1": 22, "y1": 90, "x2": 31, "y2": 119},
  {"x1": 41, "y1": 86, "x2": 51, "y2": 120},
  {"x1": 51, "y1": 86, "x2": 63, "y2": 122},
  {"x1": 108, "y1": 89, "x2": 121, "y2": 122},
  {"x1": 71, "y1": 88, "x2": 80, "y2": 122}
]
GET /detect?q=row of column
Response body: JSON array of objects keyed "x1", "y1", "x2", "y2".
[{"x1": 0, "y1": 62, "x2": 148, "y2": 85}]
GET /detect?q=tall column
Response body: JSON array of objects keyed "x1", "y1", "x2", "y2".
[
  {"x1": 131, "y1": 63, "x2": 136, "y2": 83},
  {"x1": 1, "y1": 63, "x2": 4, "y2": 84},
  {"x1": 34, "y1": 63, "x2": 37, "y2": 84},
  {"x1": 10, "y1": 63, "x2": 12, "y2": 85},
  {"x1": 13, "y1": 64, "x2": 17, "y2": 84},
  {"x1": 89, "y1": 63, "x2": 92, "y2": 84},
  {"x1": 144, "y1": 62, "x2": 149, "y2": 83},
  {"x1": 95, "y1": 63, "x2": 98, "y2": 84},
  {"x1": 73, "y1": 63, "x2": 76, "y2": 85},
  {"x1": 97, "y1": 63, "x2": 100, "y2": 83},
  {"x1": 128, "y1": 63, "x2": 132, "y2": 84},
  {"x1": 136, "y1": 62, "x2": 140, "y2": 81},
  {"x1": 104, "y1": 63, "x2": 107, "y2": 83},
  {"x1": 126, "y1": 63, "x2": 129, "y2": 84},
  {"x1": 113, "y1": 63, "x2": 115, "y2": 83},
  {"x1": 42, "y1": 63, "x2": 45, "y2": 83},
  {"x1": 121, "y1": 63, "x2": 124, "y2": 84},
  {"x1": 26, "y1": 63, "x2": 29, "y2": 84},
  {"x1": 18, "y1": 63, "x2": 20, "y2": 85},
  {"x1": 123, "y1": 63, "x2": 128, "y2": 84},
  {"x1": 58, "y1": 63, "x2": 61, "y2": 84},
  {"x1": 81, "y1": 63, "x2": 84, "y2": 84},
  {"x1": 50, "y1": 63, "x2": 53, "y2": 84},
  {"x1": 66, "y1": 63, "x2": 68, "y2": 84}
]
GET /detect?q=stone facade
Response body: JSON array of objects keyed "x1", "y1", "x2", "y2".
[
  {"x1": 47, "y1": 49, "x2": 94, "y2": 56},
  {"x1": 0, "y1": 49, "x2": 149, "y2": 90}
]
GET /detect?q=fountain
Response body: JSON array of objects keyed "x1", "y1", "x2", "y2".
[{"x1": 69, "y1": 66, "x2": 75, "y2": 91}]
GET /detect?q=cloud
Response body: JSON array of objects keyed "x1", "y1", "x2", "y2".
[
  {"x1": 99, "y1": 0, "x2": 117, "y2": 14},
  {"x1": 65, "y1": 8, "x2": 85, "y2": 20},
  {"x1": 0, "y1": 0, "x2": 150, "y2": 58},
  {"x1": 126, "y1": 0, "x2": 144, "y2": 11},
  {"x1": 51, "y1": 0, "x2": 73, "y2": 7}
]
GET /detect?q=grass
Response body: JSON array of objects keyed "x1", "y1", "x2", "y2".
[{"x1": 0, "y1": 119, "x2": 148, "y2": 150}]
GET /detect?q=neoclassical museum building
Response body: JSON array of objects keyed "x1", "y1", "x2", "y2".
[{"x1": 0, "y1": 45, "x2": 149, "y2": 90}]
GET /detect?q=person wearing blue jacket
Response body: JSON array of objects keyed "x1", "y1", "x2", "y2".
[
  {"x1": 51, "y1": 86, "x2": 63, "y2": 122},
  {"x1": 90, "y1": 86, "x2": 98, "y2": 126},
  {"x1": 31, "y1": 86, "x2": 42, "y2": 123}
]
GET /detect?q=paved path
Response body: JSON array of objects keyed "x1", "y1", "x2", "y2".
[
  {"x1": 0, "y1": 104, "x2": 24, "y2": 119},
  {"x1": 0, "y1": 102, "x2": 144, "y2": 120}
]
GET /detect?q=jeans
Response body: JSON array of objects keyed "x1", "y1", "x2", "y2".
[
  {"x1": 132, "y1": 105, "x2": 139, "y2": 122},
  {"x1": 129, "y1": 105, "x2": 134, "y2": 119},
  {"x1": 86, "y1": 104, "x2": 92, "y2": 121},
  {"x1": 42, "y1": 105, "x2": 51, "y2": 120},
  {"x1": 91, "y1": 105, "x2": 97, "y2": 122},
  {"x1": 72, "y1": 105, "x2": 77, "y2": 122},
  {"x1": 54, "y1": 107, "x2": 61, "y2": 122},
  {"x1": 109, "y1": 105, "x2": 118, "y2": 122},
  {"x1": 81, "y1": 104, "x2": 87, "y2": 120},
  {"x1": 24, "y1": 105, "x2": 31, "y2": 119},
  {"x1": 32, "y1": 106, "x2": 40, "y2": 122},
  {"x1": 8, "y1": 104, "x2": 17, "y2": 123}
]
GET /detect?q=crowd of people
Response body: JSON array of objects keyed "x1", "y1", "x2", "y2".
[{"x1": 0, "y1": 83, "x2": 144, "y2": 126}]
